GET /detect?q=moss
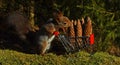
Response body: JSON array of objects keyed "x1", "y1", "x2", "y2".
[{"x1": 0, "y1": 50, "x2": 120, "y2": 65}]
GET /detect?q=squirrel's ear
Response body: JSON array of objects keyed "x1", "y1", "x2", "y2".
[{"x1": 53, "y1": 10, "x2": 63, "y2": 18}]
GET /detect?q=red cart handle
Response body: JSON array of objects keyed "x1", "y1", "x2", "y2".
[
  {"x1": 89, "y1": 33, "x2": 94, "y2": 45},
  {"x1": 53, "y1": 31, "x2": 60, "y2": 36}
]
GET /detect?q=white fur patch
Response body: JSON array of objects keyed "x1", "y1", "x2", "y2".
[{"x1": 38, "y1": 35, "x2": 55, "y2": 54}]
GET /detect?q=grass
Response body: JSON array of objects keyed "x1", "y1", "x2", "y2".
[{"x1": 0, "y1": 49, "x2": 120, "y2": 65}]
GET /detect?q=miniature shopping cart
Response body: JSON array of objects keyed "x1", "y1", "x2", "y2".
[{"x1": 57, "y1": 34, "x2": 94, "y2": 53}]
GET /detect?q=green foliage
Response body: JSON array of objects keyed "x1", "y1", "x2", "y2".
[{"x1": 0, "y1": 50, "x2": 120, "y2": 65}]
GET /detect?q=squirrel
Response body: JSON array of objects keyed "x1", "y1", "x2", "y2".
[{"x1": 35, "y1": 23, "x2": 59, "y2": 55}]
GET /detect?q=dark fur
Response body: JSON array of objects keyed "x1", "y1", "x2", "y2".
[{"x1": 0, "y1": 11, "x2": 32, "y2": 51}]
